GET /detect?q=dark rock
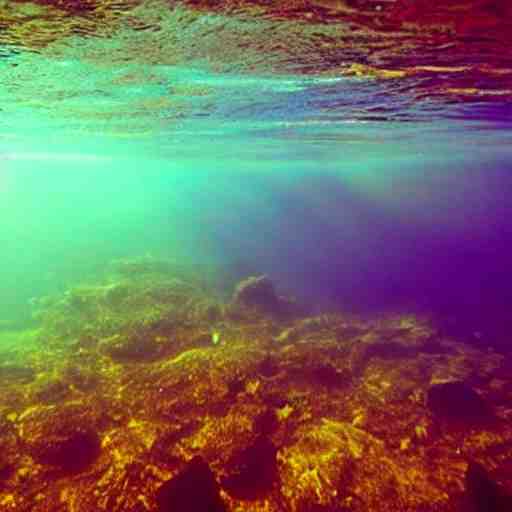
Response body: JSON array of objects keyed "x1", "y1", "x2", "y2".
[
  {"x1": 22, "y1": 404, "x2": 104, "y2": 474},
  {"x1": 312, "y1": 364, "x2": 352, "y2": 389},
  {"x1": 0, "y1": 461, "x2": 14, "y2": 484},
  {"x1": 349, "y1": 341, "x2": 415, "y2": 376},
  {"x1": 367, "y1": 341, "x2": 415, "y2": 359},
  {"x1": 0, "y1": 429, "x2": 18, "y2": 485},
  {"x1": 156, "y1": 456, "x2": 226, "y2": 512},
  {"x1": 465, "y1": 461, "x2": 512, "y2": 512},
  {"x1": 253, "y1": 408, "x2": 279, "y2": 436},
  {"x1": 264, "y1": 393, "x2": 288, "y2": 409},
  {"x1": 100, "y1": 333, "x2": 161, "y2": 362},
  {"x1": 427, "y1": 381, "x2": 492, "y2": 424},
  {"x1": 258, "y1": 355, "x2": 279, "y2": 378},
  {"x1": 418, "y1": 337, "x2": 451, "y2": 355},
  {"x1": 335, "y1": 325, "x2": 367, "y2": 341},
  {"x1": 227, "y1": 375, "x2": 246, "y2": 396},
  {"x1": 231, "y1": 275, "x2": 281, "y2": 314},
  {"x1": 221, "y1": 435, "x2": 278, "y2": 500},
  {"x1": 32, "y1": 426, "x2": 101, "y2": 473}
]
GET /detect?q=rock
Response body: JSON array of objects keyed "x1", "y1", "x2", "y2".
[
  {"x1": 99, "y1": 333, "x2": 162, "y2": 362},
  {"x1": 427, "y1": 381, "x2": 492, "y2": 424},
  {"x1": 258, "y1": 355, "x2": 280, "y2": 378},
  {"x1": 0, "y1": 422, "x2": 18, "y2": 485},
  {"x1": 418, "y1": 337, "x2": 451, "y2": 355},
  {"x1": 465, "y1": 461, "x2": 512, "y2": 512},
  {"x1": 20, "y1": 404, "x2": 103, "y2": 474},
  {"x1": 30, "y1": 425, "x2": 101, "y2": 473},
  {"x1": 156, "y1": 456, "x2": 226, "y2": 512},
  {"x1": 231, "y1": 275, "x2": 281, "y2": 315},
  {"x1": 221, "y1": 435, "x2": 278, "y2": 500},
  {"x1": 312, "y1": 364, "x2": 352, "y2": 389},
  {"x1": 29, "y1": 419, "x2": 101, "y2": 472},
  {"x1": 253, "y1": 408, "x2": 279, "y2": 436}
]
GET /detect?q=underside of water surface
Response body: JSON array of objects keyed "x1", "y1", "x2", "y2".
[{"x1": 1, "y1": 1, "x2": 512, "y2": 511}]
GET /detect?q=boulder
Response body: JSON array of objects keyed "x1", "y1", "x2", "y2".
[
  {"x1": 156, "y1": 456, "x2": 226, "y2": 512},
  {"x1": 427, "y1": 381, "x2": 492, "y2": 424},
  {"x1": 221, "y1": 435, "x2": 278, "y2": 500},
  {"x1": 231, "y1": 275, "x2": 281, "y2": 314},
  {"x1": 465, "y1": 461, "x2": 512, "y2": 512}
]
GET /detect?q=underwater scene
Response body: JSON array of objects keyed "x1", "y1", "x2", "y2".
[{"x1": 1, "y1": 1, "x2": 512, "y2": 510}]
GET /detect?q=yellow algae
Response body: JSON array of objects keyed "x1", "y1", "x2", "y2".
[
  {"x1": 414, "y1": 425, "x2": 428, "y2": 441},
  {"x1": 17, "y1": 468, "x2": 30, "y2": 479},
  {"x1": 277, "y1": 403, "x2": 294, "y2": 421},
  {"x1": 137, "y1": 495, "x2": 150, "y2": 510},
  {"x1": 343, "y1": 63, "x2": 408, "y2": 79},
  {"x1": 245, "y1": 379, "x2": 260, "y2": 395},
  {"x1": 400, "y1": 438, "x2": 411, "y2": 451},
  {"x1": 412, "y1": 65, "x2": 470, "y2": 73},
  {"x1": 352, "y1": 412, "x2": 366, "y2": 427},
  {"x1": 17, "y1": 405, "x2": 43, "y2": 422},
  {"x1": 169, "y1": 348, "x2": 205, "y2": 365},
  {"x1": 0, "y1": 495, "x2": 15, "y2": 507}
]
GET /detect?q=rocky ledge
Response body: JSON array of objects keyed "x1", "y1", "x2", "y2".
[{"x1": 0, "y1": 257, "x2": 511, "y2": 511}]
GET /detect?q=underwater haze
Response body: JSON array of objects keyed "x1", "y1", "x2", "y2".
[
  {"x1": 1, "y1": 1, "x2": 512, "y2": 511},
  {"x1": 2, "y1": 93, "x2": 512, "y2": 342}
]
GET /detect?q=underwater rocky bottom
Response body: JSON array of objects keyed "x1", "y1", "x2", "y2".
[{"x1": 0, "y1": 257, "x2": 511, "y2": 512}]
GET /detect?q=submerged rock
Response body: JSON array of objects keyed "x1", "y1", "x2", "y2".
[
  {"x1": 21, "y1": 404, "x2": 103, "y2": 474},
  {"x1": 231, "y1": 275, "x2": 281, "y2": 314},
  {"x1": 31, "y1": 425, "x2": 101, "y2": 473},
  {"x1": 221, "y1": 435, "x2": 278, "y2": 500},
  {"x1": 427, "y1": 381, "x2": 492, "y2": 424},
  {"x1": 155, "y1": 456, "x2": 226, "y2": 512},
  {"x1": 312, "y1": 364, "x2": 352, "y2": 389},
  {"x1": 99, "y1": 333, "x2": 163, "y2": 362},
  {"x1": 465, "y1": 461, "x2": 512, "y2": 512},
  {"x1": 0, "y1": 423, "x2": 18, "y2": 485}
]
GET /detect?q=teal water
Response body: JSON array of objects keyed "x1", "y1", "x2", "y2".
[{"x1": 1, "y1": 23, "x2": 512, "y2": 343}]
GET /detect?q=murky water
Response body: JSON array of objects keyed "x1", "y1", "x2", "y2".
[{"x1": 1, "y1": 1, "x2": 512, "y2": 511}]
